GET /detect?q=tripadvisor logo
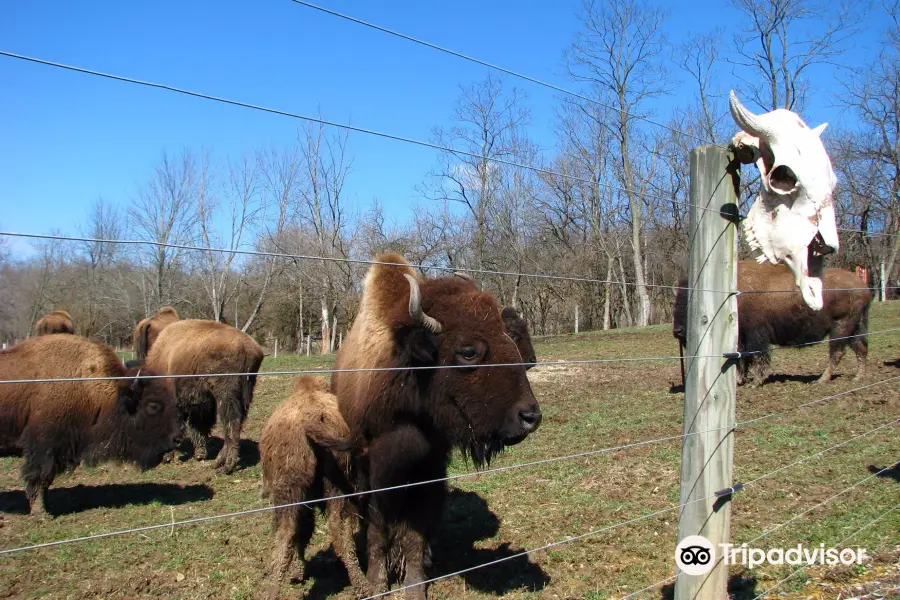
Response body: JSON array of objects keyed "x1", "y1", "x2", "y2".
[
  {"x1": 675, "y1": 535, "x2": 870, "y2": 575},
  {"x1": 676, "y1": 535, "x2": 715, "y2": 576}
]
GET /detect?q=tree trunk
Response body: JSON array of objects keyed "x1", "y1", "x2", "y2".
[
  {"x1": 617, "y1": 254, "x2": 634, "y2": 327},
  {"x1": 603, "y1": 258, "x2": 613, "y2": 331},
  {"x1": 320, "y1": 296, "x2": 331, "y2": 355}
]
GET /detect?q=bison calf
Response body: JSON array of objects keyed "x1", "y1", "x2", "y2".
[
  {"x1": 259, "y1": 375, "x2": 368, "y2": 599},
  {"x1": 673, "y1": 261, "x2": 872, "y2": 386},
  {"x1": 0, "y1": 335, "x2": 182, "y2": 516}
]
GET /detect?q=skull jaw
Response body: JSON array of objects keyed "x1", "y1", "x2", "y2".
[
  {"x1": 744, "y1": 199, "x2": 835, "y2": 311},
  {"x1": 781, "y1": 244, "x2": 827, "y2": 311}
]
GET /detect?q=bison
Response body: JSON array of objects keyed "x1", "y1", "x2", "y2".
[
  {"x1": 0, "y1": 335, "x2": 181, "y2": 516},
  {"x1": 135, "y1": 312, "x2": 264, "y2": 474},
  {"x1": 259, "y1": 375, "x2": 369, "y2": 599},
  {"x1": 33, "y1": 310, "x2": 74, "y2": 336},
  {"x1": 673, "y1": 261, "x2": 872, "y2": 386},
  {"x1": 331, "y1": 253, "x2": 542, "y2": 599},
  {"x1": 133, "y1": 306, "x2": 180, "y2": 360}
]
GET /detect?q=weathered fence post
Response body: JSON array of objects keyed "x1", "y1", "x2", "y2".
[
  {"x1": 675, "y1": 145, "x2": 739, "y2": 600},
  {"x1": 574, "y1": 305, "x2": 579, "y2": 334},
  {"x1": 274, "y1": 339, "x2": 278, "y2": 359}
]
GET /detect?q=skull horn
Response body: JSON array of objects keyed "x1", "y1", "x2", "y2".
[
  {"x1": 131, "y1": 369, "x2": 142, "y2": 393},
  {"x1": 729, "y1": 90, "x2": 777, "y2": 143},
  {"x1": 404, "y1": 274, "x2": 442, "y2": 334}
]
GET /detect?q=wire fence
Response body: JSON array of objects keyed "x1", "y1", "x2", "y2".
[
  {"x1": 2, "y1": 231, "x2": 895, "y2": 298},
  {"x1": 3, "y1": 13, "x2": 899, "y2": 600},
  {"x1": 3, "y1": 372, "x2": 896, "y2": 556}
]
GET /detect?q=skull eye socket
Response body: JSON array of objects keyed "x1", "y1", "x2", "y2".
[{"x1": 769, "y1": 165, "x2": 798, "y2": 193}]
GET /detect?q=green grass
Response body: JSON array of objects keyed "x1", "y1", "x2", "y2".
[{"x1": 2, "y1": 304, "x2": 899, "y2": 599}]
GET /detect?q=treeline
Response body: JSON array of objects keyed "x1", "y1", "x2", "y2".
[{"x1": 1, "y1": 0, "x2": 898, "y2": 350}]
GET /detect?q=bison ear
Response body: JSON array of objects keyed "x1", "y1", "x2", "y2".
[
  {"x1": 501, "y1": 307, "x2": 521, "y2": 321},
  {"x1": 393, "y1": 323, "x2": 438, "y2": 367},
  {"x1": 136, "y1": 322, "x2": 151, "y2": 360},
  {"x1": 118, "y1": 371, "x2": 143, "y2": 415}
]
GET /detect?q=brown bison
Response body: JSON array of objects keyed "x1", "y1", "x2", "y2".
[
  {"x1": 673, "y1": 261, "x2": 872, "y2": 386},
  {"x1": 0, "y1": 335, "x2": 181, "y2": 516},
  {"x1": 136, "y1": 313, "x2": 264, "y2": 474},
  {"x1": 331, "y1": 253, "x2": 542, "y2": 599},
  {"x1": 33, "y1": 310, "x2": 74, "y2": 336},
  {"x1": 133, "y1": 306, "x2": 180, "y2": 360},
  {"x1": 259, "y1": 375, "x2": 369, "y2": 599}
]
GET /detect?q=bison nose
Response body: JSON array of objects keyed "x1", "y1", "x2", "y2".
[{"x1": 519, "y1": 407, "x2": 542, "y2": 432}]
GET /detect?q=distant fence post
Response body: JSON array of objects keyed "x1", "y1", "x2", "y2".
[{"x1": 675, "y1": 145, "x2": 739, "y2": 600}]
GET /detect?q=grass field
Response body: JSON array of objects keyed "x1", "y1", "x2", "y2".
[{"x1": 2, "y1": 303, "x2": 898, "y2": 600}]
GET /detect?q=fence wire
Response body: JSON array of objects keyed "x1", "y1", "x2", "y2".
[
  {"x1": 355, "y1": 420, "x2": 900, "y2": 599},
  {"x1": 627, "y1": 463, "x2": 899, "y2": 600},
  {"x1": 0, "y1": 51, "x2": 721, "y2": 215},
  {"x1": 3, "y1": 371, "x2": 895, "y2": 557},
  {"x1": 3, "y1": 325, "x2": 899, "y2": 385},
  {"x1": 2, "y1": 231, "x2": 893, "y2": 298},
  {"x1": 0, "y1": 230, "x2": 733, "y2": 293},
  {"x1": 287, "y1": 0, "x2": 719, "y2": 148},
  {"x1": 750, "y1": 502, "x2": 900, "y2": 600}
]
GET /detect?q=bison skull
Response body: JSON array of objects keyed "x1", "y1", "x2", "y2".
[{"x1": 729, "y1": 90, "x2": 839, "y2": 311}]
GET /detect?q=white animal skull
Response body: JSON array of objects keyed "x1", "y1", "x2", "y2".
[{"x1": 729, "y1": 90, "x2": 839, "y2": 310}]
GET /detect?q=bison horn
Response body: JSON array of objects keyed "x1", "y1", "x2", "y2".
[
  {"x1": 729, "y1": 90, "x2": 778, "y2": 144},
  {"x1": 131, "y1": 369, "x2": 142, "y2": 393},
  {"x1": 453, "y1": 271, "x2": 480, "y2": 290},
  {"x1": 404, "y1": 274, "x2": 442, "y2": 334}
]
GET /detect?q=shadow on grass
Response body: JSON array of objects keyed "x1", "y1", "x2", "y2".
[
  {"x1": 868, "y1": 463, "x2": 900, "y2": 483},
  {"x1": 763, "y1": 373, "x2": 825, "y2": 385},
  {"x1": 661, "y1": 573, "x2": 758, "y2": 599},
  {"x1": 300, "y1": 489, "x2": 550, "y2": 598},
  {"x1": 304, "y1": 546, "x2": 356, "y2": 600},
  {"x1": 0, "y1": 482, "x2": 214, "y2": 516},
  {"x1": 431, "y1": 489, "x2": 550, "y2": 594},
  {"x1": 172, "y1": 437, "x2": 260, "y2": 470}
]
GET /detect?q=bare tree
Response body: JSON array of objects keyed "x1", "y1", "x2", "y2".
[
  {"x1": 295, "y1": 122, "x2": 354, "y2": 354},
  {"x1": 195, "y1": 152, "x2": 263, "y2": 322},
  {"x1": 129, "y1": 150, "x2": 199, "y2": 312},
  {"x1": 428, "y1": 74, "x2": 531, "y2": 272},
  {"x1": 728, "y1": 0, "x2": 861, "y2": 111},
  {"x1": 835, "y1": 1, "x2": 900, "y2": 295},
  {"x1": 75, "y1": 198, "x2": 124, "y2": 337},
  {"x1": 566, "y1": 0, "x2": 670, "y2": 327}
]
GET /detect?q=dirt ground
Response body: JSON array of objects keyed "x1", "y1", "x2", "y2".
[{"x1": 1, "y1": 303, "x2": 898, "y2": 599}]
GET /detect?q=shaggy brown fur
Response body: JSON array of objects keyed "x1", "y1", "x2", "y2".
[
  {"x1": 142, "y1": 319, "x2": 263, "y2": 474},
  {"x1": 133, "y1": 307, "x2": 180, "y2": 360},
  {"x1": 673, "y1": 261, "x2": 872, "y2": 386},
  {"x1": 332, "y1": 253, "x2": 541, "y2": 599},
  {"x1": 33, "y1": 310, "x2": 74, "y2": 336},
  {"x1": 259, "y1": 376, "x2": 369, "y2": 599},
  {"x1": 0, "y1": 335, "x2": 181, "y2": 516}
]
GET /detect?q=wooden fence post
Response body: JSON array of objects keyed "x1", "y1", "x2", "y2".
[{"x1": 674, "y1": 145, "x2": 739, "y2": 600}]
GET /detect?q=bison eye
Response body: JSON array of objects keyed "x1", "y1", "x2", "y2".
[
  {"x1": 509, "y1": 332, "x2": 521, "y2": 342},
  {"x1": 146, "y1": 402, "x2": 162, "y2": 415},
  {"x1": 458, "y1": 347, "x2": 479, "y2": 362}
]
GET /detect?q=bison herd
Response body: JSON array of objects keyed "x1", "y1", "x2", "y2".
[{"x1": 0, "y1": 252, "x2": 876, "y2": 598}]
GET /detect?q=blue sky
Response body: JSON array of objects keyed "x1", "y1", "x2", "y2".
[{"x1": 0, "y1": 1, "x2": 884, "y2": 257}]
